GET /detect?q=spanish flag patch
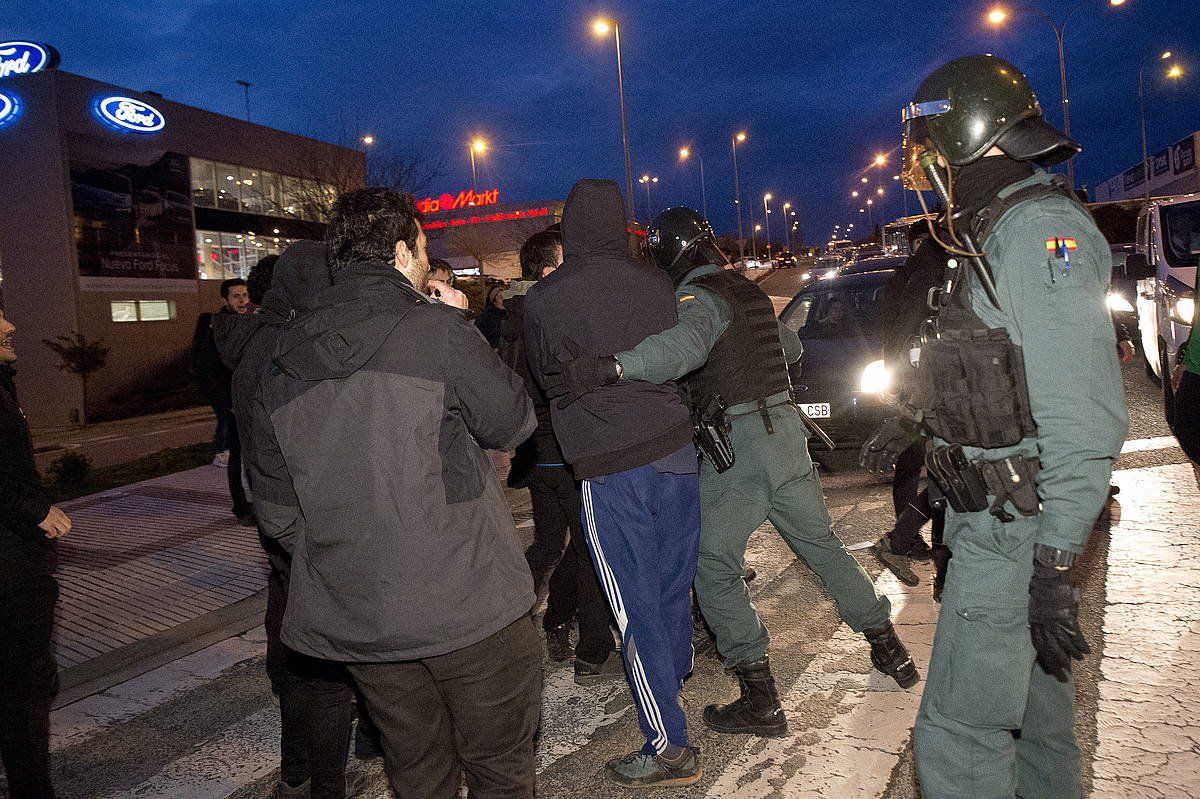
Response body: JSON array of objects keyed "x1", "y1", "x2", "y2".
[{"x1": 1045, "y1": 237, "x2": 1078, "y2": 255}]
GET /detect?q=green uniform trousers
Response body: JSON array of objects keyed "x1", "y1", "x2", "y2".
[
  {"x1": 914, "y1": 509, "x2": 1081, "y2": 799},
  {"x1": 694, "y1": 405, "x2": 891, "y2": 667}
]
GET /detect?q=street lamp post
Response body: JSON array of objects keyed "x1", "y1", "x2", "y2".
[
  {"x1": 987, "y1": 1, "x2": 1128, "y2": 189},
  {"x1": 679, "y1": 147, "x2": 708, "y2": 220},
  {"x1": 731, "y1": 132, "x2": 747, "y2": 263},
  {"x1": 638, "y1": 175, "x2": 659, "y2": 217},
  {"x1": 783, "y1": 202, "x2": 792, "y2": 251},
  {"x1": 593, "y1": 19, "x2": 636, "y2": 224},
  {"x1": 762, "y1": 193, "x2": 773, "y2": 261},
  {"x1": 1139, "y1": 52, "x2": 1185, "y2": 201},
  {"x1": 469, "y1": 137, "x2": 487, "y2": 192},
  {"x1": 753, "y1": 224, "x2": 761, "y2": 260}
]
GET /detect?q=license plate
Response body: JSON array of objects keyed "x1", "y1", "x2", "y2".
[{"x1": 800, "y1": 402, "x2": 831, "y2": 419}]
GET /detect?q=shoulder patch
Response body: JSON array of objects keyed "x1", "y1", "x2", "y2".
[
  {"x1": 678, "y1": 294, "x2": 696, "y2": 303},
  {"x1": 1045, "y1": 237, "x2": 1078, "y2": 256}
]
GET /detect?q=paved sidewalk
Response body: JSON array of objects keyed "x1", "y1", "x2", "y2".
[
  {"x1": 52, "y1": 464, "x2": 269, "y2": 690},
  {"x1": 32, "y1": 406, "x2": 216, "y2": 470}
]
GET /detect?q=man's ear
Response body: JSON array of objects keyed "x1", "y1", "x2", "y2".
[{"x1": 394, "y1": 239, "x2": 412, "y2": 270}]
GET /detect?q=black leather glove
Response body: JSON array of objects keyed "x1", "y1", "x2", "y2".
[
  {"x1": 543, "y1": 338, "x2": 620, "y2": 409},
  {"x1": 860, "y1": 416, "x2": 922, "y2": 475},
  {"x1": 1029, "y1": 552, "x2": 1089, "y2": 683}
]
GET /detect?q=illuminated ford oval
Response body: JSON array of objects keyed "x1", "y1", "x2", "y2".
[
  {"x1": 0, "y1": 91, "x2": 20, "y2": 129},
  {"x1": 96, "y1": 96, "x2": 165, "y2": 133},
  {"x1": 0, "y1": 41, "x2": 60, "y2": 78}
]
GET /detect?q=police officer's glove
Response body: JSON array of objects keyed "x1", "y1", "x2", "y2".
[
  {"x1": 543, "y1": 338, "x2": 620, "y2": 409},
  {"x1": 859, "y1": 416, "x2": 922, "y2": 475},
  {"x1": 1028, "y1": 548, "x2": 1090, "y2": 683}
]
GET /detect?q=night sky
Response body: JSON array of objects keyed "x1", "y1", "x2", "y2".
[{"x1": 8, "y1": 0, "x2": 1200, "y2": 246}]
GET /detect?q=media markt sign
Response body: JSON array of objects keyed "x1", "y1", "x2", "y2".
[
  {"x1": 95, "y1": 96, "x2": 166, "y2": 134},
  {"x1": 0, "y1": 41, "x2": 61, "y2": 78},
  {"x1": 417, "y1": 188, "x2": 501, "y2": 214}
]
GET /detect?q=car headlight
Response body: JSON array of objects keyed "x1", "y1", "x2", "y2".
[
  {"x1": 820, "y1": 269, "x2": 837, "y2": 280},
  {"x1": 859, "y1": 359, "x2": 893, "y2": 394},
  {"x1": 1172, "y1": 297, "x2": 1195, "y2": 325},
  {"x1": 800, "y1": 271, "x2": 811, "y2": 281},
  {"x1": 1106, "y1": 293, "x2": 1135, "y2": 314}
]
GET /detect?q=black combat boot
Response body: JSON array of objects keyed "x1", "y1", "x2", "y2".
[
  {"x1": 702, "y1": 657, "x2": 787, "y2": 737},
  {"x1": 863, "y1": 623, "x2": 920, "y2": 688}
]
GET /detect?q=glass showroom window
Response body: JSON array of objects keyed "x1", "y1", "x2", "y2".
[
  {"x1": 239, "y1": 167, "x2": 268, "y2": 215},
  {"x1": 110, "y1": 300, "x2": 177, "y2": 322},
  {"x1": 214, "y1": 162, "x2": 241, "y2": 211},
  {"x1": 190, "y1": 158, "x2": 216, "y2": 208}
]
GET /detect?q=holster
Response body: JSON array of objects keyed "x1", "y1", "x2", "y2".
[
  {"x1": 692, "y1": 396, "x2": 735, "y2": 473},
  {"x1": 925, "y1": 444, "x2": 1041, "y2": 522}
]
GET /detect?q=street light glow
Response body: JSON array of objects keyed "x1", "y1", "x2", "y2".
[
  {"x1": 736, "y1": 132, "x2": 747, "y2": 143},
  {"x1": 987, "y1": 7, "x2": 1008, "y2": 26},
  {"x1": 851, "y1": 190, "x2": 859, "y2": 198},
  {"x1": 1109, "y1": 0, "x2": 1126, "y2": 6},
  {"x1": 861, "y1": 177, "x2": 869, "y2": 184},
  {"x1": 592, "y1": 18, "x2": 611, "y2": 36},
  {"x1": 876, "y1": 187, "x2": 885, "y2": 196},
  {"x1": 1161, "y1": 51, "x2": 1173, "y2": 60},
  {"x1": 764, "y1": 192, "x2": 773, "y2": 201},
  {"x1": 1168, "y1": 64, "x2": 1184, "y2": 79},
  {"x1": 679, "y1": 147, "x2": 690, "y2": 159},
  {"x1": 361, "y1": 135, "x2": 375, "y2": 145},
  {"x1": 472, "y1": 138, "x2": 487, "y2": 154},
  {"x1": 873, "y1": 154, "x2": 887, "y2": 167}
]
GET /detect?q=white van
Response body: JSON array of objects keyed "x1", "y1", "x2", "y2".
[{"x1": 1129, "y1": 194, "x2": 1200, "y2": 420}]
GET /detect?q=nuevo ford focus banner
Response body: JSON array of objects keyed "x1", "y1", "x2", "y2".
[{"x1": 69, "y1": 150, "x2": 195, "y2": 279}]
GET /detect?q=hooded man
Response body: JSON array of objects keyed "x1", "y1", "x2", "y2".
[
  {"x1": 254, "y1": 188, "x2": 541, "y2": 798},
  {"x1": 214, "y1": 242, "x2": 363, "y2": 799},
  {"x1": 523, "y1": 179, "x2": 703, "y2": 789}
]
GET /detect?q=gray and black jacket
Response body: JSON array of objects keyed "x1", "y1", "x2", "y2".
[{"x1": 254, "y1": 261, "x2": 537, "y2": 662}]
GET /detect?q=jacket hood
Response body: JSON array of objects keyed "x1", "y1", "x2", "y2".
[
  {"x1": 561, "y1": 179, "x2": 629, "y2": 262},
  {"x1": 213, "y1": 241, "x2": 332, "y2": 371},
  {"x1": 262, "y1": 240, "x2": 332, "y2": 317},
  {"x1": 272, "y1": 262, "x2": 423, "y2": 382}
]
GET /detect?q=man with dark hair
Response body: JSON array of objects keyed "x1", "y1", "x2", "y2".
[
  {"x1": 191, "y1": 276, "x2": 254, "y2": 524},
  {"x1": 255, "y1": 187, "x2": 541, "y2": 797},
  {"x1": 500, "y1": 226, "x2": 618, "y2": 674},
  {"x1": 427, "y1": 258, "x2": 456, "y2": 290},
  {"x1": 524, "y1": 180, "x2": 703, "y2": 788},
  {"x1": 246, "y1": 255, "x2": 279, "y2": 307},
  {"x1": 0, "y1": 309, "x2": 72, "y2": 799}
]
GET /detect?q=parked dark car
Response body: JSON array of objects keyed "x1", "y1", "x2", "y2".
[
  {"x1": 775, "y1": 250, "x2": 798, "y2": 268},
  {"x1": 1108, "y1": 242, "x2": 1140, "y2": 342},
  {"x1": 781, "y1": 265, "x2": 896, "y2": 450}
]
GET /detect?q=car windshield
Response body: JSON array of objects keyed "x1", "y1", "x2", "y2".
[
  {"x1": 781, "y1": 277, "x2": 890, "y2": 339},
  {"x1": 1163, "y1": 202, "x2": 1200, "y2": 269}
]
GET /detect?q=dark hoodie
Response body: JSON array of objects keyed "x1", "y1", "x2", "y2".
[
  {"x1": 255, "y1": 259, "x2": 536, "y2": 662},
  {"x1": 0, "y1": 365, "x2": 56, "y2": 588},
  {"x1": 523, "y1": 180, "x2": 692, "y2": 479},
  {"x1": 213, "y1": 241, "x2": 331, "y2": 574}
]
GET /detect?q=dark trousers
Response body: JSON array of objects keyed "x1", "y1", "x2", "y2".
[
  {"x1": 346, "y1": 616, "x2": 543, "y2": 799},
  {"x1": 525, "y1": 466, "x2": 615, "y2": 664},
  {"x1": 265, "y1": 570, "x2": 355, "y2": 799},
  {"x1": 891, "y1": 441, "x2": 946, "y2": 550},
  {"x1": 222, "y1": 411, "x2": 250, "y2": 513},
  {"x1": 1175, "y1": 370, "x2": 1200, "y2": 465},
  {"x1": 0, "y1": 578, "x2": 59, "y2": 799}
]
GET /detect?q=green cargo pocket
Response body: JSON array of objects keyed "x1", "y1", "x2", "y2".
[{"x1": 937, "y1": 605, "x2": 1032, "y2": 730}]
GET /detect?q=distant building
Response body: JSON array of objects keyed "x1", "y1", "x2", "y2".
[
  {"x1": 0, "y1": 58, "x2": 363, "y2": 424},
  {"x1": 1092, "y1": 131, "x2": 1199, "y2": 203},
  {"x1": 420, "y1": 186, "x2": 563, "y2": 279}
]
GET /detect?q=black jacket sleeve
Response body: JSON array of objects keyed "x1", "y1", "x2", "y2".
[
  {"x1": 0, "y1": 470, "x2": 51, "y2": 530},
  {"x1": 446, "y1": 314, "x2": 536, "y2": 451}
]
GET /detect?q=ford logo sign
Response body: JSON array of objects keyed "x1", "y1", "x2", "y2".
[
  {"x1": 0, "y1": 41, "x2": 60, "y2": 79},
  {"x1": 95, "y1": 96, "x2": 165, "y2": 134},
  {"x1": 0, "y1": 91, "x2": 21, "y2": 130}
]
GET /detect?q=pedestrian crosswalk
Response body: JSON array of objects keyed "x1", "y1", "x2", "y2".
[{"x1": 14, "y1": 460, "x2": 1200, "y2": 798}]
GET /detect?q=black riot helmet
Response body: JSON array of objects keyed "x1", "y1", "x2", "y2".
[
  {"x1": 902, "y1": 54, "x2": 1080, "y2": 181},
  {"x1": 646, "y1": 207, "x2": 729, "y2": 284}
]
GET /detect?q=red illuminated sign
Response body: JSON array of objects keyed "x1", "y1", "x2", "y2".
[
  {"x1": 422, "y1": 207, "x2": 551, "y2": 231},
  {"x1": 417, "y1": 188, "x2": 501, "y2": 214}
]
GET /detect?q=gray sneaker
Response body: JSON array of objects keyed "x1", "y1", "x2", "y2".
[
  {"x1": 574, "y1": 651, "x2": 625, "y2": 685},
  {"x1": 272, "y1": 779, "x2": 309, "y2": 799},
  {"x1": 605, "y1": 746, "x2": 702, "y2": 788}
]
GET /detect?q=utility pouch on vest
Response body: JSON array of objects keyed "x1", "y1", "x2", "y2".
[
  {"x1": 926, "y1": 444, "x2": 1041, "y2": 522},
  {"x1": 693, "y1": 396, "x2": 735, "y2": 473},
  {"x1": 912, "y1": 328, "x2": 1038, "y2": 449}
]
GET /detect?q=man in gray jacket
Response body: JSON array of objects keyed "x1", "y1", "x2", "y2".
[{"x1": 255, "y1": 187, "x2": 540, "y2": 798}]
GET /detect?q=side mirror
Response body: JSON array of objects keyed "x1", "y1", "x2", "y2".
[{"x1": 1125, "y1": 252, "x2": 1155, "y2": 280}]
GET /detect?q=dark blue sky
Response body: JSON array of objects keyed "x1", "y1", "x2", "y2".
[{"x1": 8, "y1": 0, "x2": 1199, "y2": 245}]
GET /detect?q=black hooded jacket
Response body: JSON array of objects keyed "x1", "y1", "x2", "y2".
[
  {"x1": 253, "y1": 260, "x2": 536, "y2": 661},
  {"x1": 213, "y1": 241, "x2": 331, "y2": 574},
  {"x1": 523, "y1": 180, "x2": 692, "y2": 479},
  {"x1": 0, "y1": 366, "x2": 55, "y2": 588}
]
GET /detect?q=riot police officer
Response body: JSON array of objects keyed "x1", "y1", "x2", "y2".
[
  {"x1": 547, "y1": 207, "x2": 919, "y2": 739},
  {"x1": 886, "y1": 55, "x2": 1128, "y2": 797}
]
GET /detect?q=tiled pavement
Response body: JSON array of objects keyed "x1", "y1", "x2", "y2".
[{"x1": 53, "y1": 466, "x2": 269, "y2": 671}]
